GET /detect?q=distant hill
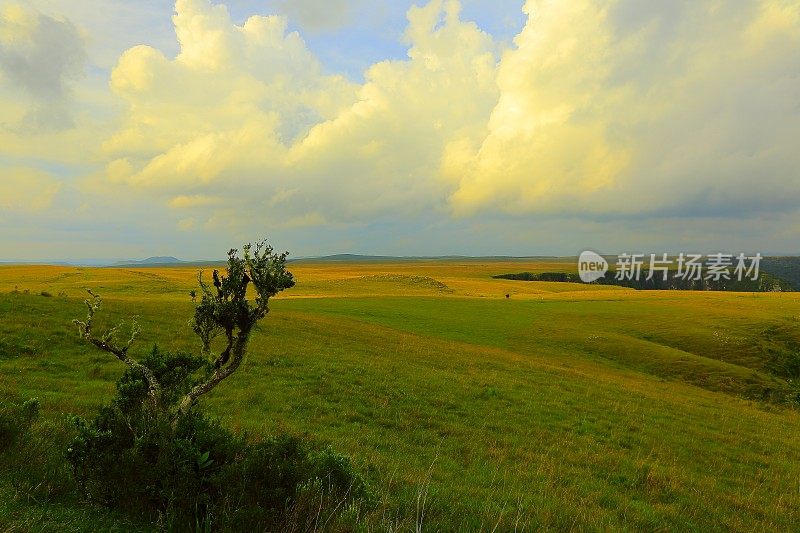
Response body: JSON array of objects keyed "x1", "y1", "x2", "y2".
[
  {"x1": 99, "y1": 255, "x2": 800, "y2": 279},
  {"x1": 107, "y1": 254, "x2": 560, "y2": 267},
  {"x1": 291, "y1": 254, "x2": 561, "y2": 263},
  {"x1": 290, "y1": 254, "x2": 400, "y2": 262},
  {"x1": 111, "y1": 256, "x2": 184, "y2": 267}
]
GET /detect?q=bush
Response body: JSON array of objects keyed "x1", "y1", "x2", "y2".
[
  {"x1": 0, "y1": 398, "x2": 39, "y2": 452},
  {"x1": 0, "y1": 398, "x2": 76, "y2": 503},
  {"x1": 66, "y1": 347, "x2": 372, "y2": 528},
  {"x1": 63, "y1": 243, "x2": 371, "y2": 528},
  {"x1": 0, "y1": 398, "x2": 39, "y2": 451},
  {"x1": 40, "y1": 291, "x2": 53, "y2": 297}
]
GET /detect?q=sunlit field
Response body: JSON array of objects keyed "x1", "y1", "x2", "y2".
[{"x1": 2, "y1": 260, "x2": 800, "y2": 530}]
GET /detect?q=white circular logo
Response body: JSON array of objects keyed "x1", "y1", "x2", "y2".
[{"x1": 578, "y1": 251, "x2": 608, "y2": 283}]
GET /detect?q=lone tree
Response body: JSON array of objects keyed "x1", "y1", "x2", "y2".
[
  {"x1": 67, "y1": 242, "x2": 370, "y2": 524},
  {"x1": 73, "y1": 240, "x2": 295, "y2": 424}
]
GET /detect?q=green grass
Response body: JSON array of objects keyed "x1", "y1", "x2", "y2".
[
  {"x1": 277, "y1": 295, "x2": 799, "y2": 400},
  {"x1": 2, "y1": 263, "x2": 800, "y2": 530},
  {"x1": 0, "y1": 483, "x2": 147, "y2": 533}
]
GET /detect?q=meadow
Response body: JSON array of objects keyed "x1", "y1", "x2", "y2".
[{"x1": 2, "y1": 259, "x2": 800, "y2": 531}]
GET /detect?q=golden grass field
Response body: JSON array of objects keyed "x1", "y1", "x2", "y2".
[
  {"x1": 0, "y1": 259, "x2": 688, "y2": 300},
  {"x1": 2, "y1": 259, "x2": 800, "y2": 530}
]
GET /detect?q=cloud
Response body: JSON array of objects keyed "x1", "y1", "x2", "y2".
[
  {"x1": 0, "y1": 167, "x2": 61, "y2": 211},
  {"x1": 177, "y1": 217, "x2": 195, "y2": 231},
  {"x1": 101, "y1": 0, "x2": 800, "y2": 236},
  {"x1": 105, "y1": 0, "x2": 499, "y2": 228},
  {"x1": 169, "y1": 194, "x2": 220, "y2": 209},
  {"x1": 5, "y1": 0, "x2": 797, "y2": 258},
  {"x1": 0, "y1": 3, "x2": 86, "y2": 131},
  {"x1": 445, "y1": 0, "x2": 800, "y2": 219}
]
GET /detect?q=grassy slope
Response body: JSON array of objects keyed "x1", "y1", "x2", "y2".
[{"x1": 1, "y1": 262, "x2": 800, "y2": 530}]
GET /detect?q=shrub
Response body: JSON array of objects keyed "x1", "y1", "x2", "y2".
[
  {"x1": 0, "y1": 398, "x2": 75, "y2": 503},
  {"x1": 66, "y1": 243, "x2": 371, "y2": 528},
  {"x1": 0, "y1": 398, "x2": 39, "y2": 451},
  {"x1": 214, "y1": 434, "x2": 373, "y2": 529},
  {"x1": 66, "y1": 348, "x2": 371, "y2": 528}
]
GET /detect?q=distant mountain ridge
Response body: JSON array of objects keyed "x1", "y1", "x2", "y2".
[
  {"x1": 290, "y1": 254, "x2": 561, "y2": 263},
  {"x1": 112, "y1": 256, "x2": 184, "y2": 266},
  {"x1": 3, "y1": 254, "x2": 797, "y2": 269},
  {"x1": 103, "y1": 254, "x2": 565, "y2": 268}
]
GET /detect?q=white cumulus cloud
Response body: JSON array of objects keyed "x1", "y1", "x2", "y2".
[
  {"x1": 106, "y1": 0, "x2": 499, "y2": 228},
  {"x1": 3, "y1": 0, "x2": 799, "y2": 258},
  {"x1": 446, "y1": 0, "x2": 800, "y2": 219},
  {"x1": 103, "y1": 0, "x2": 800, "y2": 233}
]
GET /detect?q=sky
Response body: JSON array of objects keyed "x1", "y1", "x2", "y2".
[{"x1": 0, "y1": 0, "x2": 798, "y2": 262}]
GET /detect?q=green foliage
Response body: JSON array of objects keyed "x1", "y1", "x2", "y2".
[
  {"x1": 757, "y1": 324, "x2": 800, "y2": 399},
  {"x1": 5, "y1": 258, "x2": 800, "y2": 530},
  {"x1": 71, "y1": 241, "x2": 297, "y2": 421},
  {"x1": 0, "y1": 397, "x2": 77, "y2": 505},
  {"x1": 66, "y1": 348, "x2": 371, "y2": 528},
  {"x1": 213, "y1": 435, "x2": 373, "y2": 528},
  {"x1": 494, "y1": 271, "x2": 796, "y2": 291},
  {"x1": 0, "y1": 397, "x2": 39, "y2": 451},
  {"x1": 192, "y1": 242, "x2": 295, "y2": 355},
  {"x1": 761, "y1": 256, "x2": 800, "y2": 290},
  {"x1": 112, "y1": 345, "x2": 207, "y2": 415},
  {"x1": 63, "y1": 242, "x2": 367, "y2": 528}
]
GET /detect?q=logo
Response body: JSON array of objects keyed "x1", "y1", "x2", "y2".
[
  {"x1": 578, "y1": 251, "x2": 608, "y2": 283},
  {"x1": 576, "y1": 251, "x2": 762, "y2": 284}
]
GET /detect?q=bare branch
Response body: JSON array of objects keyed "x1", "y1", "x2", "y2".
[
  {"x1": 73, "y1": 241, "x2": 292, "y2": 426},
  {"x1": 73, "y1": 290, "x2": 161, "y2": 403}
]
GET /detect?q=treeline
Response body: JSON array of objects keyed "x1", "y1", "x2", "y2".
[
  {"x1": 493, "y1": 271, "x2": 795, "y2": 291},
  {"x1": 761, "y1": 257, "x2": 800, "y2": 290}
]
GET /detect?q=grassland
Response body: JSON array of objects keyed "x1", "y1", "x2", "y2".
[{"x1": 2, "y1": 259, "x2": 800, "y2": 530}]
